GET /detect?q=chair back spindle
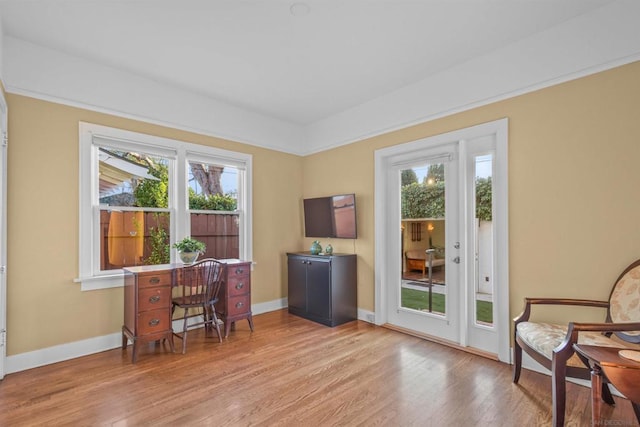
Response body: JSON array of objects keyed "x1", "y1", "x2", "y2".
[{"x1": 172, "y1": 258, "x2": 226, "y2": 353}]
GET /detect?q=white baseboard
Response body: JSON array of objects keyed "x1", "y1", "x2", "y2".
[
  {"x1": 5, "y1": 298, "x2": 287, "y2": 375},
  {"x1": 358, "y1": 308, "x2": 375, "y2": 324},
  {"x1": 6, "y1": 333, "x2": 123, "y2": 374},
  {"x1": 252, "y1": 297, "x2": 287, "y2": 315}
]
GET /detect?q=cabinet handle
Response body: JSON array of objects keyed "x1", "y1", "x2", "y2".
[
  {"x1": 236, "y1": 268, "x2": 244, "y2": 274},
  {"x1": 235, "y1": 302, "x2": 244, "y2": 309},
  {"x1": 148, "y1": 319, "x2": 160, "y2": 327},
  {"x1": 149, "y1": 295, "x2": 161, "y2": 303},
  {"x1": 235, "y1": 282, "x2": 244, "y2": 290},
  {"x1": 149, "y1": 277, "x2": 160, "y2": 284}
]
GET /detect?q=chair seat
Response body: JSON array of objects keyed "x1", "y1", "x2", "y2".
[
  {"x1": 172, "y1": 294, "x2": 214, "y2": 307},
  {"x1": 517, "y1": 322, "x2": 632, "y2": 368}
]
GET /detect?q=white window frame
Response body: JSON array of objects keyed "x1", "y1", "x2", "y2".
[{"x1": 75, "y1": 122, "x2": 253, "y2": 291}]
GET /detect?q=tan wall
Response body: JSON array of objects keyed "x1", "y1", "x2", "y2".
[
  {"x1": 6, "y1": 94, "x2": 302, "y2": 355},
  {"x1": 6, "y1": 60, "x2": 640, "y2": 356},
  {"x1": 302, "y1": 61, "x2": 640, "y2": 321}
]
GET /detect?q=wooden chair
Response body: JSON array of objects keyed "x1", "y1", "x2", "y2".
[
  {"x1": 172, "y1": 258, "x2": 225, "y2": 353},
  {"x1": 513, "y1": 259, "x2": 640, "y2": 426}
]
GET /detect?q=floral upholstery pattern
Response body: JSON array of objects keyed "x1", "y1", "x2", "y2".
[
  {"x1": 516, "y1": 321, "x2": 631, "y2": 368},
  {"x1": 609, "y1": 265, "x2": 640, "y2": 336}
]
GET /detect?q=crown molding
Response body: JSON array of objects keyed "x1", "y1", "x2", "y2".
[
  {"x1": 305, "y1": 0, "x2": 640, "y2": 154},
  {"x1": 2, "y1": 1, "x2": 639, "y2": 156},
  {"x1": 3, "y1": 37, "x2": 307, "y2": 156}
]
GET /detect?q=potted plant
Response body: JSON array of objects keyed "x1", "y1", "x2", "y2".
[{"x1": 173, "y1": 236, "x2": 206, "y2": 264}]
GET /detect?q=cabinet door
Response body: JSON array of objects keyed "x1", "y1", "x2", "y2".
[
  {"x1": 287, "y1": 256, "x2": 307, "y2": 311},
  {"x1": 306, "y1": 258, "x2": 331, "y2": 319}
]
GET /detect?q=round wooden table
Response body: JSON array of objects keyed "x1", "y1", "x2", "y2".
[{"x1": 573, "y1": 344, "x2": 640, "y2": 424}]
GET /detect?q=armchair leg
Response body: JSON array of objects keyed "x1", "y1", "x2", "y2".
[
  {"x1": 552, "y1": 357, "x2": 568, "y2": 427},
  {"x1": 513, "y1": 337, "x2": 523, "y2": 383}
]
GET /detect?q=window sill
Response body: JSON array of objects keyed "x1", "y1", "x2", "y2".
[{"x1": 74, "y1": 273, "x2": 124, "y2": 291}]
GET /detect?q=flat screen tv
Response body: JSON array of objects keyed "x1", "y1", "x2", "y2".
[{"x1": 303, "y1": 194, "x2": 357, "y2": 239}]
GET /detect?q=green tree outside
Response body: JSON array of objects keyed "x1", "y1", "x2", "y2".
[{"x1": 401, "y1": 169, "x2": 418, "y2": 186}]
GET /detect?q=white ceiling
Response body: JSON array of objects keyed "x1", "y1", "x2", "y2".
[{"x1": 1, "y1": 0, "x2": 638, "y2": 154}]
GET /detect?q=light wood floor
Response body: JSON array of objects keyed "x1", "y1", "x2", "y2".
[{"x1": 0, "y1": 309, "x2": 638, "y2": 426}]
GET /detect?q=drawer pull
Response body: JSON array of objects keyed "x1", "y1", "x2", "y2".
[
  {"x1": 235, "y1": 302, "x2": 244, "y2": 309},
  {"x1": 149, "y1": 277, "x2": 160, "y2": 284},
  {"x1": 235, "y1": 268, "x2": 244, "y2": 274},
  {"x1": 149, "y1": 295, "x2": 161, "y2": 303},
  {"x1": 148, "y1": 319, "x2": 160, "y2": 327},
  {"x1": 235, "y1": 282, "x2": 244, "y2": 290}
]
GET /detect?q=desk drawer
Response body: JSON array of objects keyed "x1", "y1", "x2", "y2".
[
  {"x1": 227, "y1": 275, "x2": 250, "y2": 297},
  {"x1": 229, "y1": 264, "x2": 250, "y2": 277},
  {"x1": 227, "y1": 295, "x2": 251, "y2": 316},
  {"x1": 138, "y1": 286, "x2": 171, "y2": 312},
  {"x1": 138, "y1": 272, "x2": 172, "y2": 288},
  {"x1": 137, "y1": 309, "x2": 170, "y2": 335}
]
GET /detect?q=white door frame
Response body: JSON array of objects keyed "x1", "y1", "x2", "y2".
[
  {"x1": 374, "y1": 118, "x2": 510, "y2": 363},
  {"x1": 0, "y1": 91, "x2": 7, "y2": 379}
]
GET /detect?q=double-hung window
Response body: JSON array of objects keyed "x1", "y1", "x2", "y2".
[{"x1": 77, "y1": 122, "x2": 252, "y2": 291}]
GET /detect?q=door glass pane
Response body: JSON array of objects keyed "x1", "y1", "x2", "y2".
[
  {"x1": 187, "y1": 161, "x2": 240, "y2": 259},
  {"x1": 400, "y1": 163, "x2": 446, "y2": 316},
  {"x1": 474, "y1": 154, "x2": 494, "y2": 326}
]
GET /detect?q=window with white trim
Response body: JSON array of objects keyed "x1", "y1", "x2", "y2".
[{"x1": 76, "y1": 122, "x2": 252, "y2": 291}]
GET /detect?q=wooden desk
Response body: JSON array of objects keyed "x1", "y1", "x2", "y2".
[
  {"x1": 573, "y1": 344, "x2": 640, "y2": 424},
  {"x1": 122, "y1": 259, "x2": 253, "y2": 363},
  {"x1": 218, "y1": 260, "x2": 254, "y2": 338}
]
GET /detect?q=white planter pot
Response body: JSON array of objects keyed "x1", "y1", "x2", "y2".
[{"x1": 178, "y1": 251, "x2": 199, "y2": 264}]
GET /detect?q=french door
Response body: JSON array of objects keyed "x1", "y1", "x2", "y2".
[
  {"x1": 387, "y1": 144, "x2": 461, "y2": 342},
  {"x1": 375, "y1": 119, "x2": 509, "y2": 362}
]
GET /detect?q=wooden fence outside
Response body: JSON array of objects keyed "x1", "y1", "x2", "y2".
[{"x1": 100, "y1": 210, "x2": 239, "y2": 270}]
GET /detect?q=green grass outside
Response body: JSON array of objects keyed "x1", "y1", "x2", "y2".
[{"x1": 401, "y1": 287, "x2": 493, "y2": 324}]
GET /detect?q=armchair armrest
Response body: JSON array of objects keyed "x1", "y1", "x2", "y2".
[
  {"x1": 555, "y1": 321, "x2": 640, "y2": 357},
  {"x1": 513, "y1": 297, "x2": 609, "y2": 325}
]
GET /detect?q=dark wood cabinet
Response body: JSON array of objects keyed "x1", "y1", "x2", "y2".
[{"x1": 287, "y1": 252, "x2": 357, "y2": 327}]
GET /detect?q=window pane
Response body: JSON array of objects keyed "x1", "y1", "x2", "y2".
[
  {"x1": 187, "y1": 161, "x2": 240, "y2": 260},
  {"x1": 98, "y1": 148, "x2": 169, "y2": 208},
  {"x1": 474, "y1": 154, "x2": 494, "y2": 326},
  {"x1": 190, "y1": 213, "x2": 239, "y2": 260},
  {"x1": 100, "y1": 211, "x2": 170, "y2": 270},
  {"x1": 187, "y1": 161, "x2": 238, "y2": 210}
]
